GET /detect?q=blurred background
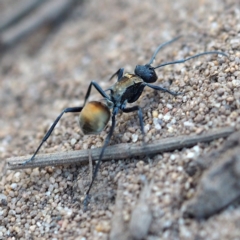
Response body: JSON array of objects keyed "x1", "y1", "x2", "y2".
[{"x1": 0, "y1": 0, "x2": 240, "y2": 239}]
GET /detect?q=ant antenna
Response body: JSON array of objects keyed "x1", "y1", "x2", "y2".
[
  {"x1": 153, "y1": 51, "x2": 228, "y2": 69},
  {"x1": 148, "y1": 36, "x2": 182, "y2": 65}
]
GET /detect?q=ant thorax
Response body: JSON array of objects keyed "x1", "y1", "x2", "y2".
[{"x1": 110, "y1": 73, "x2": 144, "y2": 105}]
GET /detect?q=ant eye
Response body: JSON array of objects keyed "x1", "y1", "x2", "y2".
[{"x1": 79, "y1": 101, "x2": 110, "y2": 135}]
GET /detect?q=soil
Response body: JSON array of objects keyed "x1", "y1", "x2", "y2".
[{"x1": 1, "y1": 0, "x2": 240, "y2": 239}]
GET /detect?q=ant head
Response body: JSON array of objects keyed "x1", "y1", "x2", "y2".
[
  {"x1": 79, "y1": 101, "x2": 111, "y2": 135},
  {"x1": 134, "y1": 64, "x2": 158, "y2": 83},
  {"x1": 134, "y1": 37, "x2": 182, "y2": 83},
  {"x1": 135, "y1": 36, "x2": 228, "y2": 84}
]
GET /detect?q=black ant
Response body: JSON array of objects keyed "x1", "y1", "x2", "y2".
[{"x1": 22, "y1": 36, "x2": 227, "y2": 206}]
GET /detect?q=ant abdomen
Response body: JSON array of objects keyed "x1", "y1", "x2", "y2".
[{"x1": 79, "y1": 101, "x2": 111, "y2": 135}]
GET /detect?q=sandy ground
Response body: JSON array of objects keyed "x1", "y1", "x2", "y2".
[{"x1": 1, "y1": 0, "x2": 240, "y2": 239}]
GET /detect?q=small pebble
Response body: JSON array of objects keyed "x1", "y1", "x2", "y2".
[
  {"x1": 163, "y1": 112, "x2": 171, "y2": 122},
  {"x1": 0, "y1": 194, "x2": 7, "y2": 206},
  {"x1": 70, "y1": 138, "x2": 77, "y2": 146},
  {"x1": 131, "y1": 134, "x2": 138, "y2": 143}
]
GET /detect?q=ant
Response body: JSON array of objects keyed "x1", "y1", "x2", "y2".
[{"x1": 22, "y1": 36, "x2": 227, "y2": 206}]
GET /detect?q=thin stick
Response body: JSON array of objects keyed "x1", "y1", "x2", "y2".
[
  {"x1": 88, "y1": 150, "x2": 93, "y2": 181},
  {"x1": 0, "y1": 0, "x2": 77, "y2": 49},
  {"x1": 110, "y1": 180, "x2": 129, "y2": 240},
  {"x1": 0, "y1": 0, "x2": 45, "y2": 32},
  {"x1": 7, "y1": 126, "x2": 234, "y2": 170}
]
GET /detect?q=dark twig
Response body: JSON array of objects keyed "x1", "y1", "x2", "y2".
[
  {"x1": 0, "y1": 0, "x2": 45, "y2": 32},
  {"x1": 7, "y1": 127, "x2": 234, "y2": 170},
  {"x1": 0, "y1": 0, "x2": 77, "y2": 49},
  {"x1": 129, "y1": 179, "x2": 153, "y2": 239},
  {"x1": 183, "y1": 130, "x2": 240, "y2": 219},
  {"x1": 109, "y1": 181, "x2": 130, "y2": 240},
  {"x1": 7, "y1": 126, "x2": 234, "y2": 170},
  {"x1": 88, "y1": 150, "x2": 93, "y2": 181}
]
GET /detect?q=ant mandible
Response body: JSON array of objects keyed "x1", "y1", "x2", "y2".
[{"x1": 23, "y1": 36, "x2": 227, "y2": 206}]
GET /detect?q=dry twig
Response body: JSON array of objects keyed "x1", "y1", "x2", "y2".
[
  {"x1": 129, "y1": 179, "x2": 153, "y2": 239},
  {"x1": 109, "y1": 181, "x2": 130, "y2": 240},
  {"x1": 0, "y1": 0, "x2": 45, "y2": 32},
  {"x1": 7, "y1": 126, "x2": 234, "y2": 170},
  {"x1": 0, "y1": 0, "x2": 77, "y2": 49},
  {"x1": 184, "y1": 130, "x2": 240, "y2": 219},
  {"x1": 88, "y1": 150, "x2": 93, "y2": 181}
]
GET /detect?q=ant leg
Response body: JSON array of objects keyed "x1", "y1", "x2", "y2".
[
  {"x1": 122, "y1": 106, "x2": 150, "y2": 162},
  {"x1": 22, "y1": 107, "x2": 83, "y2": 165},
  {"x1": 108, "y1": 68, "x2": 124, "y2": 81},
  {"x1": 146, "y1": 83, "x2": 183, "y2": 96},
  {"x1": 83, "y1": 107, "x2": 118, "y2": 207},
  {"x1": 24, "y1": 81, "x2": 108, "y2": 166},
  {"x1": 83, "y1": 81, "x2": 110, "y2": 106},
  {"x1": 122, "y1": 106, "x2": 145, "y2": 139}
]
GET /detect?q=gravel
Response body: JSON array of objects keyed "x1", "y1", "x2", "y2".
[{"x1": 1, "y1": 0, "x2": 240, "y2": 239}]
